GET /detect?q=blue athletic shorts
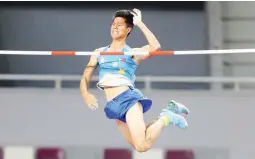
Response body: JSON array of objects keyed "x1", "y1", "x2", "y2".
[{"x1": 104, "y1": 88, "x2": 152, "y2": 123}]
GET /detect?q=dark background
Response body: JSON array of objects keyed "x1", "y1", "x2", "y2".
[{"x1": 0, "y1": 1, "x2": 208, "y2": 89}]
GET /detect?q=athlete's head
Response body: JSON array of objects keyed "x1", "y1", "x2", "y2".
[{"x1": 111, "y1": 10, "x2": 134, "y2": 40}]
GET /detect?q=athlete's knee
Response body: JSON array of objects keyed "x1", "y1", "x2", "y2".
[
  {"x1": 134, "y1": 144, "x2": 151, "y2": 153},
  {"x1": 133, "y1": 140, "x2": 152, "y2": 153}
]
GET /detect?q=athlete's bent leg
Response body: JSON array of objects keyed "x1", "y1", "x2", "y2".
[
  {"x1": 116, "y1": 120, "x2": 135, "y2": 148},
  {"x1": 125, "y1": 102, "x2": 165, "y2": 152},
  {"x1": 116, "y1": 119, "x2": 158, "y2": 149}
]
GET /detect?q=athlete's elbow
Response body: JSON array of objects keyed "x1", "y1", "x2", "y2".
[
  {"x1": 79, "y1": 81, "x2": 84, "y2": 93},
  {"x1": 79, "y1": 79, "x2": 87, "y2": 92},
  {"x1": 151, "y1": 43, "x2": 161, "y2": 52},
  {"x1": 79, "y1": 78, "x2": 84, "y2": 87}
]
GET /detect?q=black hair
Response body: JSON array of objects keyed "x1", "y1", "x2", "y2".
[{"x1": 112, "y1": 10, "x2": 134, "y2": 36}]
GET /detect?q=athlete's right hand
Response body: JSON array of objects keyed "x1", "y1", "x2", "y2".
[{"x1": 83, "y1": 93, "x2": 98, "y2": 111}]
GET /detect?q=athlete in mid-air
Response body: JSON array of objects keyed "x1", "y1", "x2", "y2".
[{"x1": 80, "y1": 8, "x2": 189, "y2": 153}]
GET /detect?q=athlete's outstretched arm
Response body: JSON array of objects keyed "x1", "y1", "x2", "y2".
[
  {"x1": 131, "y1": 8, "x2": 161, "y2": 61},
  {"x1": 80, "y1": 50, "x2": 99, "y2": 110}
]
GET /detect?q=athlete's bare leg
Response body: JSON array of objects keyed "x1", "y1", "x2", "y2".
[
  {"x1": 116, "y1": 119, "x2": 157, "y2": 149},
  {"x1": 123, "y1": 103, "x2": 165, "y2": 152},
  {"x1": 116, "y1": 120, "x2": 135, "y2": 148},
  {"x1": 124, "y1": 102, "x2": 188, "y2": 153}
]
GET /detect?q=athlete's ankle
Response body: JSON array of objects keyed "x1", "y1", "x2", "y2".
[{"x1": 158, "y1": 116, "x2": 170, "y2": 127}]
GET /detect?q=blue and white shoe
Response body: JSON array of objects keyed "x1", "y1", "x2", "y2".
[
  {"x1": 159, "y1": 109, "x2": 188, "y2": 129},
  {"x1": 164, "y1": 100, "x2": 189, "y2": 115}
]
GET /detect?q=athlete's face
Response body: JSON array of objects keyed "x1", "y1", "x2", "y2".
[{"x1": 111, "y1": 17, "x2": 132, "y2": 40}]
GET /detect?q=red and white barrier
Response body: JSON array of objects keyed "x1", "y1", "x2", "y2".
[{"x1": 0, "y1": 48, "x2": 255, "y2": 56}]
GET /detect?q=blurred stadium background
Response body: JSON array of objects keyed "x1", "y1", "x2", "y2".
[{"x1": 0, "y1": 1, "x2": 255, "y2": 159}]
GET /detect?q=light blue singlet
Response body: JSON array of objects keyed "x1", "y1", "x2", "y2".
[
  {"x1": 97, "y1": 44, "x2": 137, "y2": 89},
  {"x1": 98, "y1": 44, "x2": 152, "y2": 123}
]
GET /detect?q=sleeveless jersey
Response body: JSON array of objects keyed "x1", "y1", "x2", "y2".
[{"x1": 96, "y1": 44, "x2": 137, "y2": 90}]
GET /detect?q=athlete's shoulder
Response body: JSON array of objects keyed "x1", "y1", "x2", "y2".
[
  {"x1": 124, "y1": 44, "x2": 132, "y2": 50},
  {"x1": 89, "y1": 47, "x2": 105, "y2": 62},
  {"x1": 92, "y1": 46, "x2": 107, "y2": 60}
]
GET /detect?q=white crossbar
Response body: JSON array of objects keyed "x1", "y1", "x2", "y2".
[{"x1": 0, "y1": 49, "x2": 254, "y2": 56}]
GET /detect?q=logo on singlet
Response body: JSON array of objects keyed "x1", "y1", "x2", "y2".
[{"x1": 119, "y1": 58, "x2": 126, "y2": 62}]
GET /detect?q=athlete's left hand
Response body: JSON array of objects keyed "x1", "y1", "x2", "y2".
[{"x1": 131, "y1": 8, "x2": 142, "y2": 26}]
